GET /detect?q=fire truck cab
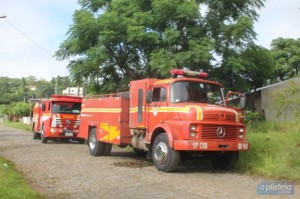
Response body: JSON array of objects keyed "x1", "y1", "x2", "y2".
[
  {"x1": 79, "y1": 69, "x2": 249, "y2": 172},
  {"x1": 32, "y1": 95, "x2": 84, "y2": 144}
]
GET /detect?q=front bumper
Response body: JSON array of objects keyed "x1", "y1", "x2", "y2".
[
  {"x1": 174, "y1": 140, "x2": 250, "y2": 151},
  {"x1": 46, "y1": 128, "x2": 80, "y2": 138}
]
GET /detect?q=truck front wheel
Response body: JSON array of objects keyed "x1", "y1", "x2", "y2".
[
  {"x1": 41, "y1": 127, "x2": 47, "y2": 144},
  {"x1": 32, "y1": 123, "x2": 38, "y2": 140},
  {"x1": 88, "y1": 128, "x2": 106, "y2": 156},
  {"x1": 212, "y1": 151, "x2": 239, "y2": 170},
  {"x1": 152, "y1": 133, "x2": 180, "y2": 172}
]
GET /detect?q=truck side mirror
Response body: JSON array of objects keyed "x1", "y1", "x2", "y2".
[
  {"x1": 240, "y1": 96, "x2": 246, "y2": 109},
  {"x1": 42, "y1": 103, "x2": 46, "y2": 111},
  {"x1": 226, "y1": 91, "x2": 246, "y2": 110},
  {"x1": 146, "y1": 90, "x2": 153, "y2": 103}
]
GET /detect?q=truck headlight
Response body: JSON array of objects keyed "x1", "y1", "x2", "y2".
[
  {"x1": 190, "y1": 125, "x2": 197, "y2": 137},
  {"x1": 190, "y1": 125, "x2": 197, "y2": 131},
  {"x1": 51, "y1": 117, "x2": 57, "y2": 127}
]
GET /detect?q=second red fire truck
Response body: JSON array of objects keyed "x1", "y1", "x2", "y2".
[
  {"x1": 78, "y1": 69, "x2": 249, "y2": 172},
  {"x1": 32, "y1": 95, "x2": 84, "y2": 144}
]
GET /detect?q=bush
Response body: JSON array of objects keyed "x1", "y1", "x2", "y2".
[{"x1": 10, "y1": 102, "x2": 30, "y2": 117}]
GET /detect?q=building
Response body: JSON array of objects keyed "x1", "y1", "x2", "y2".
[
  {"x1": 62, "y1": 87, "x2": 83, "y2": 97},
  {"x1": 248, "y1": 77, "x2": 300, "y2": 122},
  {"x1": 30, "y1": 85, "x2": 36, "y2": 91}
]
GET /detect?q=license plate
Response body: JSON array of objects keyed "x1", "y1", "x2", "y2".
[{"x1": 65, "y1": 133, "x2": 73, "y2": 136}]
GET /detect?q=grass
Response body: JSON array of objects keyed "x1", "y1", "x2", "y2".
[
  {"x1": 237, "y1": 120, "x2": 300, "y2": 183},
  {"x1": 0, "y1": 157, "x2": 44, "y2": 199},
  {"x1": 1, "y1": 121, "x2": 31, "y2": 132}
]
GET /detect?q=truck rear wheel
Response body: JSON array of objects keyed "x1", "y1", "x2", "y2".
[
  {"x1": 212, "y1": 151, "x2": 239, "y2": 170},
  {"x1": 88, "y1": 128, "x2": 106, "y2": 156},
  {"x1": 33, "y1": 132, "x2": 39, "y2": 140},
  {"x1": 41, "y1": 127, "x2": 47, "y2": 144},
  {"x1": 103, "y1": 143, "x2": 112, "y2": 156},
  {"x1": 152, "y1": 133, "x2": 180, "y2": 172},
  {"x1": 32, "y1": 123, "x2": 39, "y2": 140}
]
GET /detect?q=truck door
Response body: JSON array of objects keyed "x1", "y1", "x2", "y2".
[
  {"x1": 147, "y1": 87, "x2": 168, "y2": 130},
  {"x1": 33, "y1": 102, "x2": 42, "y2": 132}
]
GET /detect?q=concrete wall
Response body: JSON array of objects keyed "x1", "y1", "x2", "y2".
[
  {"x1": 0, "y1": 115, "x2": 9, "y2": 122},
  {"x1": 260, "y1": 77, "x2": 300, "y2": 122}
]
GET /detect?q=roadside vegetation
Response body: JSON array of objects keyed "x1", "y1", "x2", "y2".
[
  {"x1": 0, "y1": 157, "x2": 44, "y2": 199},
  {"x1": 237, "y1": 120, "x2": 300, "y2": 183},
  {"x1": 1, "y1": 121, "x2": 31, "y2": 132}
]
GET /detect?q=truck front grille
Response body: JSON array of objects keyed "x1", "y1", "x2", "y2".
[
  {"x1": 201, "y1": 124, "x2": 237, "y2": 140},
  {"x1": 56, "y1": 119, "x2": 80, "y2": 127}
]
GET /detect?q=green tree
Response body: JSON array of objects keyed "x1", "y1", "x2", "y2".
[
  {"x1": 0, "y1": 104, "x2": 10, "y2": 115},
  {"x1": 56, "y1": 0, "x2": 265, "y2": 93},
  {"x1": 35, "y1": 80, "x2": 55, "y2": 98},
  {"x1": 51, "y1": 76, "x2": 71, "y2": 94},
  {"x1": 0, "y1": 77, "x2": 24, "y2": 104},
  {"x1": 216, "y1": 45, "x2": 274, "y2": 92},
  {"x1": 10, "y1": 102, "x2": 30, "y2": 117},
  {"x1": 271, "y1": 37, "x2": 300, "y2": 80}
]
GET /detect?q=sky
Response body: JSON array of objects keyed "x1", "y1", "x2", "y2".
[{"x1": 0, "y1": 0, "x2": 299, "y2": 80}]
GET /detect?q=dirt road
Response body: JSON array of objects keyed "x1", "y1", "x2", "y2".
[{"x1": 0, "y1": 124, "x2": 297, "y2": 198}]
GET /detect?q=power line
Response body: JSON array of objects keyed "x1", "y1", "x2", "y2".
[
  {"x1": 0, "y1": 18, "x2": 65, "y2": 67},
  {"x1": 0, "y1": 24, "x2": 49, "y2": 60},
  {"x1": 4, "y1": 18, "x2": 54, "y2": 57}
]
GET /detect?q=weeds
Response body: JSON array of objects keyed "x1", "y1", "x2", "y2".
[
  {"x1": 0, "y1": 157, "x2": 44, "y2": 199},
  {"x1": 237, "y1": 120, "x2": 300, "y2": 183}
]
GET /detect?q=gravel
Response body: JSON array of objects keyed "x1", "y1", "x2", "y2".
[{"x1": 0, "y1": 124, "x2": 298, "y2": 199}]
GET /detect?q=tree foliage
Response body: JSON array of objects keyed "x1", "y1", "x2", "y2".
[
  {"x1": 56, "y1": 0, "x2": 267, "y2": 93},
  {"x1": 271, "y1": 37, "x2": 300, "y2": 80},
  {"x1": 10, "y1": 102, "x2": 31, "y2": 117},
  {"x1": 0, "y1": 76, "x2": 74, "y2": 117},
  {"x1": 217, "y1": 44, "x2": 274, "y2": 92}
]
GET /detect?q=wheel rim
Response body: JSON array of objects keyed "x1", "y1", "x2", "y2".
[
  {"x1": 89, "y1": 133, "x2": 96, "y2": 150},
  {"x1": 154, "y1": 142, "x2": 168, "y2": 164}
]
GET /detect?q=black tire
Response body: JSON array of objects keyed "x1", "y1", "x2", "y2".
[
  {"x1": 152, "y1": 133, "x2": 180, "y2": 172},
  {"x1": 32, "y1": 123, "x2": 39, "y2": 140},
  {"x1": 41, "y1": 127, "x2": 47, "y2": 144},
  {"x1": 88, "y1": 128, "x2": 106, "y2": 156},
  {"x1": 103, "y1": 143, "x2": 112, "y2": 156},
  {"x1": 212, "y1": 151, "x2": 239, "y2": 170},
  {"x1": 33, "y1": 132, "x2": 39, "y2": 140}
]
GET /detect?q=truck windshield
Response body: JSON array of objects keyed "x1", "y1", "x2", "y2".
[
  {"x1": 51, "y1": 102, "x2": 81, "y2": 114},
  {"x1": 170, "y1": 81, "x2": 224, "y2": 105}
]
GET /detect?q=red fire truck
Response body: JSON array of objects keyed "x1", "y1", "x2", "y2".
[
  {"x1": 32, "y1": 95, "x2": 84, "y2": 144},
  {"x1": 79, "y1": 69, "x2": 249, "y2": 172}
]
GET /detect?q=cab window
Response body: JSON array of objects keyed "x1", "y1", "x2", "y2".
[{"x1": 152, "y1": 87, "x2": 166, "y2": 102}]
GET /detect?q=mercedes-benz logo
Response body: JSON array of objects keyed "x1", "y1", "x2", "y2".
[
  {"x1": 66, "y1": 120, "x2": 71, "y2": 125},
  {"x1": 216, "y1": 127, "x2": 226, "y2": 137}
]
